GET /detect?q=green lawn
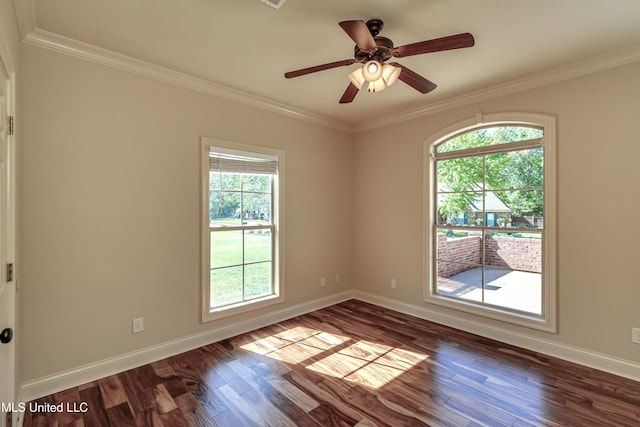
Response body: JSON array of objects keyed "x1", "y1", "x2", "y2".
[{"x1": 210, "y1": 228, "x2": 273, "y2": 308}]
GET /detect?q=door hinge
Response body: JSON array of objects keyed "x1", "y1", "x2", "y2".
[
  {"x1": 8, "y1": 115, "x2": 14, "y2": 136},
  {"x1": 6, "y1": 263, "x2": 13, "y2": 282}
]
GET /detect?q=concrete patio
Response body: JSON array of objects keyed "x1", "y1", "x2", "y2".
[{"x1": 437, "y1": 267, "x2": 542, "y2": 314}]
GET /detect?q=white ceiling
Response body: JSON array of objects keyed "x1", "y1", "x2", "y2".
[{"x1": 16, "y1": 0, "x2": 640, "y2": 131}]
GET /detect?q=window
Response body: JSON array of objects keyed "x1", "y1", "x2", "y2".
[
  {"x1": 201, "y1": 138, "x2": 284, "y2": 322},
  {"x1": 425, "y1": 114, "x2": 556, "y2": 332}
]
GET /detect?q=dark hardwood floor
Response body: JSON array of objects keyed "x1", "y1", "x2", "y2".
[{"x1": 23, "y1": 300, "x2": 640, "y2": 426}]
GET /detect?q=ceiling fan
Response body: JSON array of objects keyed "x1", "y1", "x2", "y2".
[{"x1": 284, "y1": 19, "x2": 475, "y2": 103}]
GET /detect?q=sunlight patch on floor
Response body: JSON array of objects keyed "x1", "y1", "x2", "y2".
[{"x1": 242, "y1": 326, "x2": 429, "y2": 389}]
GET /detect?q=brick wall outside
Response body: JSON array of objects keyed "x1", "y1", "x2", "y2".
[
  {"x1": 437, "y1": 232, "x2": 541, "y2": 278},
  {"x1": 436, "y1": 233, "x2": 481, "y2": 278},
  {"x1": 485, "y1": 234, "x2": 542, "y2": 273}
]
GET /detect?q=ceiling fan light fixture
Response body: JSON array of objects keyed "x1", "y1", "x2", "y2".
[
  {"x1": 367, "y1": 78, "x2": 386, "y2": 93},
  {"x1": 362, "y1": 60, "x2": 383, "y2": 82},
  {"x1": 348, "y1": 68, "x2": 365, "y2": 90},
  {"x1": 381, "y1": 64, "x2": 401, "y2": 87}
]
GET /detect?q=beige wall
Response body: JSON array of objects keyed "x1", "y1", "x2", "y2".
[
  {"x1": 353, "y1": 60, "x2": 640, "y2": 362},
  {"x1": 16, "y1": 31, "x2": 640, "y2": 384},
  {"x1": 18, "y1": 44, "x2": 353, "y2": 381}
]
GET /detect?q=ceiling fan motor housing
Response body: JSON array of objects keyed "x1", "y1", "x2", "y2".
[
  {"x1": 366, "y1": 19, "x2": 384, "y2": 36},
  {"x1": 354, "y1": 36, "x2": 394, "y2": 63}
]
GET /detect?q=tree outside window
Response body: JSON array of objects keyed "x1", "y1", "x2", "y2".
[{"x1": 426, "y1": 115, "x2": 556, "y2": 332}]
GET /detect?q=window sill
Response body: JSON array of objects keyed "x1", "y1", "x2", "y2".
[
  {"x1": 202, "y1": 294, "x2": 285, "y2": 323},
  {"x1": 425, "y1": 292, "x2": 556, "y2": 333}
]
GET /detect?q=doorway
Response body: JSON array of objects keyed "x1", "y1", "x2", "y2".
[{"x1": 0, "y1": 47, "x2": 16, "y2": 427}]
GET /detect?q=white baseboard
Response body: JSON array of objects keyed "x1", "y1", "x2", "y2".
[
  {"x1": 19, "y1": 289, "x2": 640, "y2": 407},
  {"x1": 19, "y1": 291, "x2": 354, "y2": 403},
  {"x1": 353, "y1": 290, "x2": 640, "y2": 382}
]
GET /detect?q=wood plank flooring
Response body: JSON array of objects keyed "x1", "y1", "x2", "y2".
[{"x1": 23, "y1": 300, "x2": 640, "y2": 426}]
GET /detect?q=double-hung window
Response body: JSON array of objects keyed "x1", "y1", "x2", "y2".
[
  {"x1": 202, "y1": 138, "x2": 284, "y2": 322},
  {"x1": 425, "y1": 113, "x2": 556, "y2": 332}
]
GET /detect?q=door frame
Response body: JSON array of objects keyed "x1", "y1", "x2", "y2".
[{"x1": 0, "y1": 21, "x2": 17, "y2": 427}]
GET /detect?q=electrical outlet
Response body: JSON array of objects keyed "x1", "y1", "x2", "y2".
[
  {"x1": 632, "y1": 328, "x2": 640, "y2": 344},
  {"x1": 320, "y1": 277, "x2": 326, "y2": 287},
  {"x1": 335, "y1": 274, "x2": 341, "y2": 283},
  {"x1": 132, "y1": 317, "x2": 144, "y2": 334},
  {"x1": 391, "y1": 279, "x2": 397, "y2": 289}
]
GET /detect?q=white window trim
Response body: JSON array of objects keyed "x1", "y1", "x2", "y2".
[
  {"x1": 423, "y1": 113, "x2": 557, "y2": 333},
  {"x1": 201, "y1": 137, "x2": 285, "y2": 322}
]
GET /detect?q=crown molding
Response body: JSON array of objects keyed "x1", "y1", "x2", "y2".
[
  {"x1": 353, "y1": 44, "x2": 640, "y2": 133},
  {"x1": 21, "y1": 28, "x2": 353, "y2": 132},
  {"x1": 15, "y1": 2, "x2": 640, "y2": 135},
  {"x1": 13, "y1": 0, "x2": 36, "y2": 40}
]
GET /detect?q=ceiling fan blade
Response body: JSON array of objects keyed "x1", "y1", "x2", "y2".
[
  {"x1": 339, "y1": 82, "x2": 360, "y2": 104},
  {"x1": 285, "y1": 59, "x2": 356, "y2": 79},
  {"x1": 393, "y1": 33, "x2": 475, "y2": 58},
  {"x1": 389, "y1": 62, "x2": 437, "y2": 94},
  {"x1": 339, "y1": 20, "x2": 377, "y2": 52}
]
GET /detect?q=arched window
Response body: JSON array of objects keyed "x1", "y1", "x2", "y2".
[{"x1": 425, "y1": 113, "x2": 556, "y2": 332}]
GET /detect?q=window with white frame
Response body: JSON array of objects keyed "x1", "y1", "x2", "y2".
[
  {"x1": 425, "y1": 114, "x2": 556, "y2": 332},
  {"x1": 202, "y1": 138, "x2": 284, "y2": 321}
]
